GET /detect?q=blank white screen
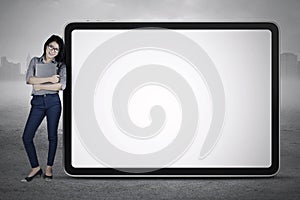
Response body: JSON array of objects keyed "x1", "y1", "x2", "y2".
[{"x1": 71, "y1": 29, "x2": 272, "y2": 168}]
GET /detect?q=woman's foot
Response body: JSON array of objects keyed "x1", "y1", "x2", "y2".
[
  {"x1": 43, "y1": 166, "x2": 53, "y2": 181},
  {"x1": 28, "y1": 166, "x2": 41, "y2": 177},
  {"x1": 21, "y1": 167, "x2": 42, "y2": 182}
]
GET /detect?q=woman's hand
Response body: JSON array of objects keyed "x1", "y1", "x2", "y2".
[
  {"x1": 33, "y1": 84, "x2": 41, "y2": 91},
  {"x1": 49, "y1": 75, "x2": 60, "y2": 83}
]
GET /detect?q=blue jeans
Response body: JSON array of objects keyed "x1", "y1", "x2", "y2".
[{"x1": 22, "y1": 94, "x2": 61, "y2": 168}]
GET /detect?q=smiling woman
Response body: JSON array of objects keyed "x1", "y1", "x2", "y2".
[{"x1": 21, "y1": 35, "x2": 66, "y2": 182}]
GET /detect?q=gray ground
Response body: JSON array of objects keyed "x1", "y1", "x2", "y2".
[{"x1": 0, "y1": 81, "x2": 299, "y2": 200}]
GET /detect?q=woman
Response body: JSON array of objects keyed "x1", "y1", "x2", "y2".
[{"x1": 21, "y1": 35, "x2": 66, "y2": 182}]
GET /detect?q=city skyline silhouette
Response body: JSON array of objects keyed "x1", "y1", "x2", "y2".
[{"x1": 1, "y1": 51, "x2": 300, "y2": 80}]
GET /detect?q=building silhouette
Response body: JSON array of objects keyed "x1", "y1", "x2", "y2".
[
  {"x1": 0, "y1": 56, "x2": 24, "y2": 81},
  {"x1": 298, "y1": 61, "x2": 300, "y2": 77},
  {"x1": 280, "y1": 52, "x2": 300, "y2": 112},
  {"x1": 280, "y1": 53, "x2": 298, "y2": 80}
]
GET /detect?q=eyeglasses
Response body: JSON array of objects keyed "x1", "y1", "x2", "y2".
[{"x1": 47, "y1": 45, "x2": 59, "y2": 53}]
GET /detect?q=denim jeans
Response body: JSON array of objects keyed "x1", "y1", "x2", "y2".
[{"x1": 22, "y1": 93, "x2": 61, "y2": 168}]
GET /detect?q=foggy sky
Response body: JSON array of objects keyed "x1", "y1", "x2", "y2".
[{"x1": 0, "y1": 0, "x2": 300, "y2": 72}]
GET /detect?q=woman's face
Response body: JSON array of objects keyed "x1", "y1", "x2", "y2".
[{"x1": 45, "y1": 41, "x2": 60, "y2": 60}]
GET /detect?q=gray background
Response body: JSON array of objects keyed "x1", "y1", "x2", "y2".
[{"x1": 0, "y1": 0, "x2": 299, "y2": 199}]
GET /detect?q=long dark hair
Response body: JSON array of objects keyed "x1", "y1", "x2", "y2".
[{"x1": 42, "y1": 35, "x2": 65, "y2": 63}]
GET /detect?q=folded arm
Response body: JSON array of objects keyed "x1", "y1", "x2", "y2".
[
  {"x1": 28, "y1": 75, "x2": 62, "y2": 91},
  {"x1": 27, "y1": 75, "x2": 60, "y2": 85},
  {"x1": 34, "y1": 83, "x2": 62, "y2": 91}
]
